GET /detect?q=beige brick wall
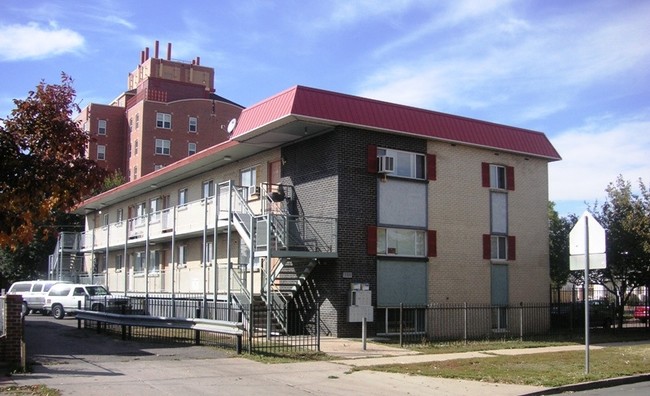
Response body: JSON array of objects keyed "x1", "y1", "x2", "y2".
[{"x1": 427, "y1": 141, "x2": 550, "y2": 304}]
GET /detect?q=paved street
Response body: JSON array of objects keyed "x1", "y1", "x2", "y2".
[{"x1": 2, "y1": 315, "x2": 547, "y2": 395}]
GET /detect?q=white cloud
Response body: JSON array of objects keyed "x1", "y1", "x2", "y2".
[
  {"x1": 549, "y1": 114, "x2": 650, "y2": 204},
  {"x1": 356, "y1": 1, "x2": 650, "y2": 120},
  {"x1": 0, "y1": 22, "x2": 84, "y2": 61}
]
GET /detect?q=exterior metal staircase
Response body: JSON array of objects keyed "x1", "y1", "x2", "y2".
[{"x1": 227, "y1": 183, "x2": 335, "y2": 336}]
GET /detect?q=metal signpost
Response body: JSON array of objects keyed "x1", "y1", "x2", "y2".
[{"x1": 569, "y1": 211, "x2": 607, "y2": 374}]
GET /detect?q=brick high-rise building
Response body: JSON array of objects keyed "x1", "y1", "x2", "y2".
[{"x1": 79, "y1": 41, "x2": 243, "y2": 181}]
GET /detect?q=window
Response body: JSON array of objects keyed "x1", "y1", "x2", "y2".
[
  {"x1": 102, "y1": 213, "x2": 109, "y2": 226},
  {"x1": 377, "y1": 148, "x2": 425, "y2": 179},
  {"x1": 202, "y1": 180, "x2": 214, "y2": 198},
  {"x1": 490, "y1": 164, "x2": 506, "y2": 189},
  {"x1": 134, "y1": 251, "x2": 145, "y2": 273},
  {"x1": 178, "y1": 188, "x2": 188, "y2": 205},
  {"x1": 97, "y1": 145, "x2": 106, "y2": 160},
  {"x1": 116, "y1": 208, "x2": 123, "y2": 223},
  {"x1": 133, "y1": 166, "x2": 138, "y2": 179},
  {"x1": 149, "y1": 250, "x2": 162, "y2": 273},
  {"x1": 156, "y1": 112, "x2": 171, "y2": 129},
  {"x1": 491, "y1": 236, "x2": 507, "y2": 260},
  {"x1": 189, "y1": 117, "x2": 197, "y2": 132},
  {"x1": 135, "y1": 201, "x2": 146, "y2": 226},
  {"x1": 240, "y1": 166, "x2": 257, "y2": 197},
  {"x1": 482, "y1": 163, "x2": 515, "y2": 191},
  {"x1": 135, "y1": 113, "x2": 140, "y2": 130},
  {"x1": 83, "y1": 122, "x2": 89, "y2": 132},
  {"x1": 155, "y1": 139, "x2": 171, "y2": 155},
  {"x1": 134, "y1": 139, "x2": 138, "y2": 155},
  {"x1": 115, "y1": 254, "x2": 123, "y2": 271},
  {"x1": 178, "y1": 245, "x2": 187, "y2": 267},
  {"x1": 377, "y1": 228, "x2": 426, "y2": 257},
  {"x1": 98, "y1": 120, "x2": 107, "y2": 135},
  {"x1": 188, "y1": 142, "x2": 197, "y2": 156},
  {"x1": 150, "y1": 197, "x2": 162, "y2": 222},
  {"x1": 129, "y1": 118, "x2": 133, "y2": 133},
  {"x1": 154, "y1": 164, "x2": 163, "y2": 171}
]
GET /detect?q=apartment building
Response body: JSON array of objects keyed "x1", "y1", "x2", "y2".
[
  {"x1": 79, "y1": 41, "x2": 243, "y2": 180},
  {"x1": 51, "y1": 85, "x2": 561, "y2": 338}
]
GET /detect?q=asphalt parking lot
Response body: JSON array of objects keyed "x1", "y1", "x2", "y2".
[{"x1": 2, "y1": 315, "x2": 547, "y2": 396}]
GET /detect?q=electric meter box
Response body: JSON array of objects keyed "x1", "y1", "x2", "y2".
[{"x1": 349, "y1": 283, "x2": 373, "y2": 323}]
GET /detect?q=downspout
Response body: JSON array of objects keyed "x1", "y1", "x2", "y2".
[
  {"x1": 202, "y1": 194, "x2": 208, "y2": 318},
  {"x1": 226, "y1": 181, "x2": 233, "y2": 321},
  {"x1": 213, "y1": 186, "x2": 220, "y2": 320},
  {"x1": 171, "y1": 205, "x2": 177, "y2": 317},
  {"x1": 145, "y1": 209, "x2": 150, "y2": 311},
  {"x1": 123, "y1": 218, "x2": 128, "y2": 294}
]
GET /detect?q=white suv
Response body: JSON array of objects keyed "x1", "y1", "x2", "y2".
[
  {"x1": 43, "y1": 283, "x2": 128, "y2": 319},
  {"x1": 7, "y1": 280, "x2": 71, "y2": 316}
]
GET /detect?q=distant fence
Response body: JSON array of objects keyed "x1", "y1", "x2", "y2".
[{"x1": 379, "y1": 301, "x2": 649, "y2": 346}]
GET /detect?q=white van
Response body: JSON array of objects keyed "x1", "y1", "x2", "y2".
[
  {"x1": 7, "y1": 280, "x2": 71, "y2": 315},
  {"x1": 44, "y1": 283, "x2": 129, "y2": 319}
]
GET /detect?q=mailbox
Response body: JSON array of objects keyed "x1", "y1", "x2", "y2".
[{"x1": 348, "y1": 283, "x2": 373, "y2": 322}]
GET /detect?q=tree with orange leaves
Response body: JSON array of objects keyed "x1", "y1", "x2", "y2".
[{"x1": 0, "y1": 74, "x2": 106, "y2": 250}]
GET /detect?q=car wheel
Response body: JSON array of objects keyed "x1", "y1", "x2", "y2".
[
  {"x1": 22, "y1": 302, "x2": 30, "y2": 317},
  {"x1": 52, "y1": 304, "x2": 65, "y2": 320}
]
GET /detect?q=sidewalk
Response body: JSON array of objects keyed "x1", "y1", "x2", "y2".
[{"x1": 3, "y1": 333, "x2": 648, "y2": 396}]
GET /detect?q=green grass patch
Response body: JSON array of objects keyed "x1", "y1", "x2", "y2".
[
  {"x1": 243, "y1": 350, "x2": 332, "y2": 364},
  {"x1": 362, "y1": 344, "x2": 650, "y2": 387},
  {"x1": 0, "y1": 385, "x2": 61, "y2": 396}
]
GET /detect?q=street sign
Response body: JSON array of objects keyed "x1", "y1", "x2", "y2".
[
  {"x1": 569, "y1": 211, "x2": 607, "y2": 270},
  {"x1": 567, "y1": 210, "x2": 607, "y2": 374}
]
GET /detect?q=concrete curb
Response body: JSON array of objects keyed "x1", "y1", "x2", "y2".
[{"x1": 522, "y1": 373, "x2": 650, "y2": 395}]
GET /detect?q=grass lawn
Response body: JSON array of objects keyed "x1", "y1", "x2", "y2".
[{"x1": 361, "y1": 343, "x2": 650, "y2": 387}]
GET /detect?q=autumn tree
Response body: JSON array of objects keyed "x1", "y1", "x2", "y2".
[
  {"x1": 587, "y1": 176, "x2": 650, "y2": 327},
  {"x1": 0, "y1": 74, "x2": 107, "y2": 250},
  {"x1": 549, "y1": 202, "x2": 577, "y2": 292}
]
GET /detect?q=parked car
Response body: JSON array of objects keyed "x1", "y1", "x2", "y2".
[
  {"x1": 7, "y1": 280, "x2": 72, "y2": 316},
  {"x1": 633, "y1": 306, "x2": 649, "y2": 323},
  {"x1": 43, "y1": 283, "x2": 129, "y2": 319},
  {"x1": 550, "y1": 300, "x2": 614, "y2": 328}
]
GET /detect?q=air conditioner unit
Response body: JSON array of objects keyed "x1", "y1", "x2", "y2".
[
  {"x1": 377, "y1": 156, "x2": 395, "y2": 174},
  {"x1": 248, "y1": 186, "x2": 261, "y2": 199}
]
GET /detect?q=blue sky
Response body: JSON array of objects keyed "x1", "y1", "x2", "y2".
[{"x1": 1, "y1": 0, "x2": 649, "y2": 217}]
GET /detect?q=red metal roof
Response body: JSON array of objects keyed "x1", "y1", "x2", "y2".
[{"x1": 233, "y1": 85, "x2": 561, "y2": 160}]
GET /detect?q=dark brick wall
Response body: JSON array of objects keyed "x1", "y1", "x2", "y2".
[
  {"x1": 282, "y1": 126, "x2": 426, "y2": 337},
  {"x1": 0, "y1": 295, "x2": 24, "y2": 369}
]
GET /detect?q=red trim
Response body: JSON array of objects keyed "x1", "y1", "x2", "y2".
[
  {"x1": 483, "y1": 234, "x2": 491, "y2": 260},
  {"x1": 367, "y1": 226, "x2": 377, "y2": 255},
  {"x1": 367, "y1": 145, "x2": 378, "y2": 174},
  {"x1": 427, "y1": 154, "x2": 436, "y2": 181},
  {"x1": 506, "y1": 166, "x2": 515, "y2": 191},
  {"x1": 507, "y1": 235, "x2": 516, "y2": 261},
  {"x1": 481, "y1": 163, "x2": 490, "y2": 187},
  {"x1": 427, "y1": 230, "x2": 437, "y2": 257}
]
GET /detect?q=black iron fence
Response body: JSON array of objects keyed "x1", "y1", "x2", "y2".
[
  {"x1": 79, "y1": 293, "x2": 321, "y2": 355},
  {"x1": 378, "y1": 301, "x2": 649, "y2": 346}
]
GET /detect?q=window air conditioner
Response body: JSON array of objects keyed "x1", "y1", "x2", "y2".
[
  {"x1": 377, "y1": 156, "x2": 395, "y2": 173},
  {"x1": 248, "y1": 186, "x2": 261, "y2": 199}
]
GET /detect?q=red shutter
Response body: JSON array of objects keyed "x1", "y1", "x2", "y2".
[
  {"x1": 506, "y1": 166, "x2": 515, "y2": 191},
  {"x1": 427, "y1": 230, "x2": 437, "y2": 257},
  {"x1": 367, "y1": 226, "x2": 377, "y2": 255},
  {"x1": 507, "y1": 235, "x2": 516, "y2": 261},
  {"x1": 427, "y1": 154, "x2": 436, "y2": 181},
  {"x1": 483, "y1": 234, "x2": 491, "y2": 260},
  {"x1": 481, "y1": 162, "x2": 490, "y2": 187},
  {"x1": 367, "y1": 145, "x2": 378, "y2": 174}
]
